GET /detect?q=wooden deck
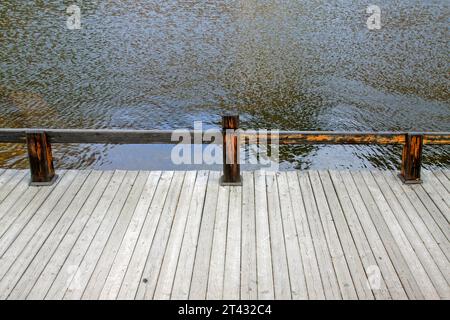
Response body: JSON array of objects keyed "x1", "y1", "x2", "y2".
[{"x1": 0, "y1": 168, "x2": 448, "y2": 300}]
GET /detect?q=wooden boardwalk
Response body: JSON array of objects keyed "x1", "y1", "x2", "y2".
[{"x1": 0, "y1": 168, "x2": 448, "y2": 300}]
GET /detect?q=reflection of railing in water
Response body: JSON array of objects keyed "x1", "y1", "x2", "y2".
[{"x1": 0, "y1": 115, "x2": 449, "y2": 186}]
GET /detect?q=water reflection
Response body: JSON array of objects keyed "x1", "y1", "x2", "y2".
[{"x1": 0, "y1": 0, "x2": 448, "y2": 169}]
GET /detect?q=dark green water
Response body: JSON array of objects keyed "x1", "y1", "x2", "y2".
[{"x1": 0, "y1": 1, "x2": 449, "y2": 170}]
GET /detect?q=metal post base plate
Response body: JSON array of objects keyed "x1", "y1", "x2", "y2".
[
  {"x1": 398, "y1": 173, "x2": 422, "y2": 185},
  {"x1": 220, "y1": 175, "x2": 243, "y2": 187},
  {"x1": 30, "y1": 174, "x2": 58, "y2": 187}
]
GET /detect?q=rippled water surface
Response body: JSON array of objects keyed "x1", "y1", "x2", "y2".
[{"x1": 0, "y1": 0, "x2": 449, "y2": 170}]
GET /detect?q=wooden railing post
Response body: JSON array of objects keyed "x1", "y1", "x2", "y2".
[
  {"x1": 399, "y1": 133, "x2": 423, "y2": 184},
  {"x1": 26, "y1": 130, "x2": 57, "y2": 186},
  {"x1": 220, "y1": 115, "x2": 242, "y2": 186}
]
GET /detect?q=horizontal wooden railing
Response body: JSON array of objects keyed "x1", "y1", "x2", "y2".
[
  {"x1": 242, "y1": 131, "x2": 450, "y2": 145},
  {"x1": 0, "y1": 115, "x2": 449, "y2": 186},
  {"x1": 0, "y1": 128, "x2": 449, "y2": 145}
]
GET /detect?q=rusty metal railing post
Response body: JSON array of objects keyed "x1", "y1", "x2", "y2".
[
  {"x1": 26, "y1": 130, "x2": 57, "y2": 186},
  {"x1": 220, "y1": 115, "x2": 242, "y2": 186},
  {"x1": 399, "y1": 133, "x2": 423, "y2": 184}
]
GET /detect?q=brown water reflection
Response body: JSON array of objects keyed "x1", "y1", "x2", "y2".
[{"x1": 0, "y1": 1, "x2": 448, "y2": 170}]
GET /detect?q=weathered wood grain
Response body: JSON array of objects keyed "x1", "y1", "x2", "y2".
[{"x1": 0, "y1": 169, "x2": 448, "y2": 300}]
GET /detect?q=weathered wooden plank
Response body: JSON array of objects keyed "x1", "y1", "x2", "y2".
[
  {"x1": 381, "y1": 172, "x2": 450, "y2": 281},
  {"x1": 0, "y1": 170, "x2": 27, "y2": 205},
  {"x1": 266, "y1": 172, "x2": 291, "y2": 299},
  {"x1": 241, "y1": 132, "x2": 406, "y2": 145},
  {"x1": 372, "y1": 172, "x2": 450, "y2": 299},
  {"x1": 277, "y1": 172, "x2": 307, "y2": 300},
  {"x1": 9, "y1": 171, "x2": 113, "y2": 299},
  {"x1": 421, "y1": 133, "x2": 450, "y2": 145},
  {"x1": 79, "y1": 171, "x2": 150, "y2": 300},
  {"x1": 309, "y1": 171, "x2": 361, "y2": 300},
  {"x1": 442, "y1": 170, "x2": 450, "y2": 180},
  {"x1": 322, "y1": 170, "x2": 384, "y2": 299},
  {"x1": 328, "y1": 170, "x2": 392, "y2": 300},
  {"x1": 443, "y1": 170, "x2": 450, "y2": 180},
  {"x1": 189, "y1": 171, "x2": 221, "y2": 299},
  {"x1": 350, "y1": 171, "x2": 424, "y2": 299},
  {"x1": 432, "y1": 170, "x2": 450, "y2": 193},
  {"x1": 421, "y1": 172, "x2": 450, "y2": 223},
  {"x1": 61, "y1": 171, "x2": 139, "y2": 300},
  {"x1": 410, "y1": 184, "x2": 450, "y2": 241},
  {"x1": 31, "y1": 171, "x2": 126, "y2": 300},
  {"x1": 0, "y1": 169, "x2": 20, "y2": 183},
  {"x1": 425, "y1": 170, "x2": 450, "y2": 204},
  {"x1": 297, "y1": 171, "x2": 342, "y2": 299},
  {"x1": 0, "y1": 129, "x2": 218, "y2": 145},
  {"x1": 361, "y1": 171, "x2": 439, "y2": 299},
  {"x1": 134, "y1": 171, "x2": 185, "y2": 299},
  {"x1": 0, "y1": 128, "x2": 449, "y2": 145},
  {"x1": 0, "y1": 171, "x2": 73, "y2": 261},
  {"x1": 0, "y1": 129, "x2": 179, "y2": 144},
  {"x1": 0, "y1": 171, "x2": 80, "y2": 288},
  {"x1": 0, "y1": 129, "x2": 26, "y2": 143},
  {"x1": 0, "y1": 177, "x2": 52, "y2": 239},
  {"x1": 253, "y1": 170, "x2": 274, "y2": 300},
  {"x1": 117, "y1": 171, "x2": 174, "y2": 299},
  {"x1": 238, "y1": 171, "x2": 258, "y2": 300},
  {"x1": 0, "y1": 171, "x2": 97, "y2": 299},
  {"x1": 339, "y1": 171, "x2": 407, "y2": 300},
  {"x1": 49, "y1": 130, "x2": 179, "y2": 144},
  {"x1": 222, "y1": 184, "x2": 242, "y2": 300},
  {"x1": 206, "y1": 181, "x2": 229, "y2": 300},
  {"x1": 286, "y1": 171, "x2": 324, "y2": 299},
  {"x1": 0, "y1": 170, "x2": 20, "y2": 190},
  {"x1": 170, "y1": 171, "x2": 209, "y2": 300},
  {"x1": 0, "y1": 172, "x2": 28, "y2": 216},
  {"x1": 0, "y1": 168, "x2": 448, "y2": 300},
  {"x1": 395, "y1": 174, "x2": 450, "y2": 260},
  {"x1": 152, "y1": 171, "x2": 197, "y2": 299},
  {"x1": 0, "y1": 173, "x2": 36, "y2": 225},
  {"x1": 98, "y1": 171, "x2": 161, "y2": 300}
]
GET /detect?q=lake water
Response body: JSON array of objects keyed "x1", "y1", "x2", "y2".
[{"x1": 0, "y1": 0, "x2": 448, "y2": 170}]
